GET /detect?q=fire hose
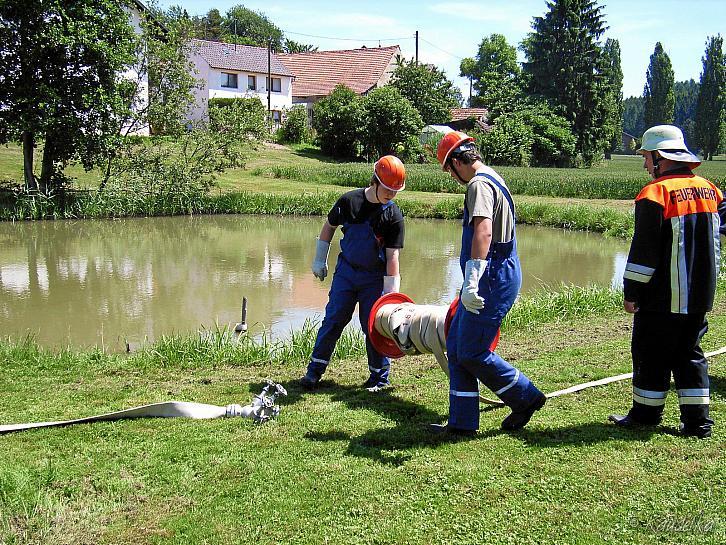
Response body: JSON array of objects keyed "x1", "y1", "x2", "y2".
[
  {"x1": 368, "y1": 293, "x2": 726, "y2": 407},
  {"x1": 0, "y1": 380, "x2": 287, "y2": 434}
]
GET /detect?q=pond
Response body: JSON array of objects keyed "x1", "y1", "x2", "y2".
[{"x1": 0, "y1": 215, "x2": 629, "y2": 349}]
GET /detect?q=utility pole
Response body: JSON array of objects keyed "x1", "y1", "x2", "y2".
[
  {"x1": 415, "y1": 31, "x2": 419, "y2": 64},
  {"x1": 267, "y1": 41, "x2": 272, "y2": 128}
]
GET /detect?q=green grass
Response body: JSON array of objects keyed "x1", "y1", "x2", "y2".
[
  {"x1": 1, "y1": 283, "x2": 724, "y2": 544},
  {"x1": 2, "y1": 145, "x2": 724, "y2": 236},
  {"x1": 251, "y1": 154, "x2": 726, "y2": 200}
]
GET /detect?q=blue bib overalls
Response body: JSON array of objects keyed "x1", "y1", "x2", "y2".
[
  {"x1": 306, "y1": 203, "x2": 392, "y2": 385},
  {"x1": 446, "y1": 173, "x2": 543, "y2": 430}
]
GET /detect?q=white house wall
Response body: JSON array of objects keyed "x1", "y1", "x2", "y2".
[
  {"x1": 122, "y1": 5, "x2": 150, "y2": 136},
  {"x1": 188, "y1": 52, "x2": 293, "y2": 122}
]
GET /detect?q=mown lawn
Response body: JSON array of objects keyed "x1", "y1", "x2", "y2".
[{"x1": 1, "y1": 299, "x2": 724, "y2": 544}]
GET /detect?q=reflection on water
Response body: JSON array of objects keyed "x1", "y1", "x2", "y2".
[{"x1": 0, "y1": 215, "x2": 628, "y2": 349}]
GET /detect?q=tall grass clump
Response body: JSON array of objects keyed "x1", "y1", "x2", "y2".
[
  {"x1": 251, "y1": 162, "x2": 659, "y2": 200},
  {"x1": 138, "y1": 321, "x2": 365, "y2": 369},
  {"x1": 504, "y1": 284, "x2": 623, "y2": 330}
]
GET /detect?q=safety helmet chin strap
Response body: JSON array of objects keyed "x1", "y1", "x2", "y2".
[
  {"x1": 651, "y1": 151, "x2": 663, "y2": 176},
  {"x1": 447, "y1": 156, "x2": 468, "y2": 184}
]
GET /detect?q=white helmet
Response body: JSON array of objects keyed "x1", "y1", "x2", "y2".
[{"x1": 638, "y1": 125, "x2": 700, "y2": 166}]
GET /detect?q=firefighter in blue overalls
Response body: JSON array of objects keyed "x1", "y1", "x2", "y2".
[
  {"x1": 300, "y1": 156, "x2": 406, "y2": 391},
  {"x1": 432, "y1": 132, "x2": 546, "y2": 435}
]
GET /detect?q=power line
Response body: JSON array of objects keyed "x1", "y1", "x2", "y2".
[
  {"x1": 283, "y1": 29, "x2": 414, "y2": 43},
  {"x1": 419, "y1": 37, "x2": 465, "y2": 61}
]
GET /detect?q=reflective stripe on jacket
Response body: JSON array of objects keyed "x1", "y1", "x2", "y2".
[{"x1": 623, "y1": 172, "x2": 725, "y2": 314}]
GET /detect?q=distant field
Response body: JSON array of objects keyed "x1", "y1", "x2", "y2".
[{"x1": 3, "y1": 144, "x2": 724, "y2": 199}]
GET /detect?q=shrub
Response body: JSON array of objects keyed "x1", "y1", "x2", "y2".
[
  {"x1": 518, "y1": 106, "x2": 577, "y2": 167},
  {"x1": 208, "y1": 97, "x2": 267, "y2": 140},
  {"x1": 279, "y1": 105, "x2": 308, "y2": 143},
  {"x1": 361, "y1": 86, "x2": 424, "y2": 161},
  {"x1": 312, "y1": 85, "x2": 364, "y2": 158},
  {"x1": 475, "y1": 114, "x2": 533, "y2": 166}
]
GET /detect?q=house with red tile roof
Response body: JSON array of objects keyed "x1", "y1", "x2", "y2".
[
  {"x1": 448, "y1": 107, "x2": 491, "y2": 131},
  {"x1": 279, "y1": 45, "x2": 401, "y2": 123},
  {"x1": 188, "y1": 39, "x2": 294, "y2": 124}
]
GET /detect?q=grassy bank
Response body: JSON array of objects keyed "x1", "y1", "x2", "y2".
[
  {"x1": 1, "y1": 189, "x2": 634, "y2": 237},
  {"x1": 1, "y1": 282, "x2": 724, "y2": 544},
  {"x1": 252, "y1": 154, "x2": 726, "y2": 200},
  {"x1": 4, "y1": 145, "x2": 725, "y2": 236}
]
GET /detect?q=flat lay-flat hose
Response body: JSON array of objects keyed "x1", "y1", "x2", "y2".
[{"x1": 0, "y1": 380, "x2": 287, "y2": 434}]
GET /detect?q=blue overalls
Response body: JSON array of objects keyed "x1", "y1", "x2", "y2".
[
  {"x1": 446, "y1": 173, "x2": 543, "y2": 430},
  {"x1": 306, "y1": 203, "x2": 393, "y2": 386}
]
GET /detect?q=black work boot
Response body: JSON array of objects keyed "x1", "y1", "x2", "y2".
[
  {"x1": 608, "y1": 414, "x2": 643, "y2": 428},
  {"x1": 608, "y1": 410, "x2": 660, "y2": 429},
  {"x1": 679, "y1": 421, "x2": 713, "y2": 439},
  {"x1": 501, "y1": 393, "x2": 547, "y2": 431},
  {"x1": 299, "y1": 364, "x2": 325, "y2": 389}
]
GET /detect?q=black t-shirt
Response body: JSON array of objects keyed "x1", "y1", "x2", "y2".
[{"x1": 327, "y1": 188, "x2": 405, "y2": 248}]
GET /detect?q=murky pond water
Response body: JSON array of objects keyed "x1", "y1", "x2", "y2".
[{"x1": 0, "y1": 215, "x2": 629, "y2": 349}]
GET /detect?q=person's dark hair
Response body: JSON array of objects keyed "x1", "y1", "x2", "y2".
[{"x1": 451, "y1": 147, "x2": 481, "y2": 166}]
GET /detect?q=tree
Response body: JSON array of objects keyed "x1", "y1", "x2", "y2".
[
  {"x1": 623, "y1": 96, "x2": 645, "y2": 137},
  {"x1": 97, "y1": 6, "x2": 200, "y2": 189},
  {"x1": 602, "y1": 39, "x2": 624, "y2": 156},
  {"x1": 284, "y1": 39, "x2": 318, "y2": 53},
  {"x1": 517, "y1": 104, "x2": 577, "y2": 166},
  {"x1": 643, "y1": 42, "x2": 675, "y2": 127},
  {"x1": 695, "y1": 35, "x2": 725, "y2": 160},
  {"x1": 361, "y1": 87, "x2": 424, "y2": 160},
  {"x1": 0, "y1": 0, "x2": 135, "y2": 192},
  {"x1": 312, "y1": 85, "x2": 364, "y2": 158},
  {"x1": 522, "y1": 0, "x2": 610, "y2": 165},
  {"x1": 460, "y1": 34, "x2": 522, "y2": 115},
  {"x1": 224, "y1": 5, "x2": 283, "y2": 51},
  {"x1": 279, "y1": 105, "x2": 309, "y2": 143},
  {"x1": 128, "y1": 7, "x2": 200, "y2": 137},
  {"x1": 192, "y1": 9, "x2": 225, "y2": 41},
  {"x1": 389, "y1": 57, "x2": 462, "y2": 125},
  {"x1": 674, "y1": 79, "x2": 699, "y2": 149}
]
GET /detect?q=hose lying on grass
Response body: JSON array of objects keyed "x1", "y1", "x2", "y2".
[
  {"x1": 369, "y1": 293, "x2": 726, "y2": 407},
  {"x1": 0, "y1": 380, "x2": 287, "y2": 434}
]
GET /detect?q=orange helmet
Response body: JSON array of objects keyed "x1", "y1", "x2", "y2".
[
  {"x1": 436, "y1": 131, "x2": 475, "y2": 170},
  {"x1": 374, "y1": 155, "x2": 406, "y2": 191}
]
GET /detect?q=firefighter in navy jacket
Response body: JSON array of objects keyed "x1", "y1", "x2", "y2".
[{"x1": 609, "y1": 125, "x2": 726, "y2": 438}]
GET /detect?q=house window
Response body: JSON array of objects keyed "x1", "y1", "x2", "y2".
[
  {"x1": 266, "y1": 77, "x2": 282, "y2": 92},
  {"x1": 248, "y1": 75, "x2": 256, "y2": 91},
  {"x1": 221, "y1": 72, "x2": 238, "y2": 88}
]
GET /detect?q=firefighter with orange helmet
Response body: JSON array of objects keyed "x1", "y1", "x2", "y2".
[
  {"x1": 609, "y1": 125, "x2": 726, "y2": 438},
  {"x1": 300, "y1": 155, "x2": 406, "y2": 391},
  {"x1": 432, "y1": 131, "x2": 546, "y2": 435}
]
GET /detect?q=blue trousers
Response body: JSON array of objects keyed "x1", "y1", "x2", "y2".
[
  {"x1": 447, "y1": 251, "x2": 542, "y2": 430},
  {"x1": 308, "y1": 259, "x2": 390, "y2": 383}
]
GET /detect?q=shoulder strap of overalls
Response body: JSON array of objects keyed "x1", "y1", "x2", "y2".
[{"x1": 472, "y1": 172, "x2": 515, "y2": 217}]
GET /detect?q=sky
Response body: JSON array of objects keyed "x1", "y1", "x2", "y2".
[{"x1": 156, "y1": 0, "x2": 725, "y2": 100}]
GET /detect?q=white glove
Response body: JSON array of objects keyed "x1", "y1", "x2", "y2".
[
  {"x1": 382, "y1": 275, "x2": 400, "y2": 294},
  {"x1": 461, "y1": 258, "x2": 487, "y2": 314},
  {"x1": 311, "y1": 239, "x2": 330, "y2": 281}
]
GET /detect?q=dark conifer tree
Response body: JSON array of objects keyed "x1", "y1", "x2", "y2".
[
  {"x1": 522, "y1": 0, "x2": 610, "y2": 164},
  {"x1": 643, "y1": 42, "x2": 675, "y2": 127},
  {"x1": 695, "y1": 35, "x2": 725, "y2": 160}
]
